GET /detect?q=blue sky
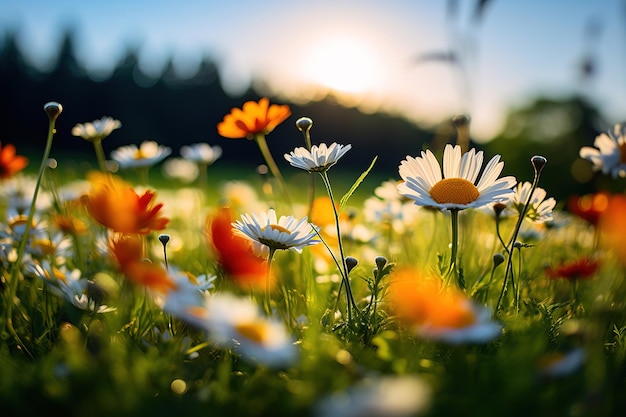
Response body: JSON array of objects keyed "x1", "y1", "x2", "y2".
[{"x1": 2, "y1": 0, "x2": 625, "y2": 141}]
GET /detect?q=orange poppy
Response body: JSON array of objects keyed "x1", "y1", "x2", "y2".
[
  {"x1": 388, "y1": 268, "x2": 476, "y2": 329},
  {"x1": 81, "y1": 172, "x2": 169, "y2": 234},
  {"x1": 567, "y1": 192, "x2": 610, "y2": 227},
  {"x1": 217, "y1": 98, "x2": 291, "y2": 139},
  {"x1": 206, "y1": 206, "x2": 268, "y2": 290},
  {"x1": 0, "y1": 142, "x2": 28, "y2": 179},
  {"x1": 599, "y1": 194, "x2": 626, "y2": 263},
  {"x1": 110, "y1": 234, "x2": 176, "y2": 293}
]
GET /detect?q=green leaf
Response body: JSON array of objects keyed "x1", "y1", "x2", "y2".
[{"x1": 339, "y1": 156, "x2": 377, "y2": 212}]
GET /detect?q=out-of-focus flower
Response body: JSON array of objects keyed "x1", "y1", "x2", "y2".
[
  {"x1": 232, "y1": 208, "x2": 319, "y2": 257},
  {"x1": 314, "y1": 375, "x2": 432, "y2": 417},
  {"x1": 71, "y1": 116, "x2": 121, "y2": 142},
  {"x1": 206, "y1": 206, "x2": 268, "y2": 290},
  {"x1": 284, "y1": 142, "x2": 352, "y2": 172},
  {"x1": 567, "y1": 192, "x2": 610, "y2": 227},
  {"x1": 536, "y1": 348, "x2": 585, "y2": 378},
  {"x1": 579, "y1": 122, "x2": 626, "y2": 178},
  {"x1": 599, "y1": 194, "x2": 626, "y2": 263},
  {"x1": 184, "y1": 292, "x2": 298, "y2": 367},
  {"x1": 158, "y1": 267, "x2": 216, "y2": 317},
  {"x1": 110, "y1": 234, "x2": 176, "y2": 293},
  {"x1": 111, "y1": 140, "x2": 172, "y2": 169},
  {"x1": 388, "y1": 267, "x2": 502, "y2": 344},
  {"x1": 545, "y1": 257, "x2": 600, "y2": 281},
  {"x1": 180, "y1": 143, "x2": 222, "y2": 165},
  {"x1": 162, "y1": 158, "x2": 199, "y2": 183},
  {"x1": 0, "y1": 175, "x2": 51, "y2": 213},
  {"x1": 81, "y1": 172, "x2": 169, "y2": 234},
  {"x1": 25, "y1": 261, "x2": 115, "y2": 313},
  {"x1": 398, "y1": 144, "x2": 516, "y2": 211},
  {"x1": 217, "y1": 98, "x2": 291, "y2": 139},
  {"x1": 480, "y1": 182, "x2": 556, "y2": 223},
  {"x1": 0, "y1": 142, "x2": 28, "y2": 180}
]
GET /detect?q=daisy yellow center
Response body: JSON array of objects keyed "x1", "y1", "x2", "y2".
[
  {"x1": 32, "y1": 239, "x2": 56, "y2": 256},
  {"x1": 235, "y1": 320, "x2": 269, "y2": 344},
  {"x1": 44, "y1": 267, "x2": 67, "y2": 283},
  {"x1": 430, "y1": 178, "x2": 480, "y2": 205},
  {"x1": 263, "y1": 224, "x2": 291, "y2": 234},
  {"x1": 133, "y1": 149, "x2": 147, "y2": 160}
]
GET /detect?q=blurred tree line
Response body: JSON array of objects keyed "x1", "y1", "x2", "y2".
[{"x1": 0, "y1": 28, "x2": 615, "y2": 202}]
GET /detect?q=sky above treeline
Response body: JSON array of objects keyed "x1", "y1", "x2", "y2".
[{"x1": 2, "y1": 0, "x2": 625, "y2": 142}]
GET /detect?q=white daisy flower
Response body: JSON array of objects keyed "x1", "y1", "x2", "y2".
[
  {"x1": 25, "y1": 261, "x2": 115, "y2": 313},
  {"x1": 111, "y1": 140, "x2": 172, "y2": 169},
  {"x1": 180, "y1": 143, "x2": 222, "y2": 165},
  {"x1": 232, "y1": 208, "x2": 319, "y2": 257},
  {"x1": 71, "y1": 116, "x2": 121, "y2": 142},
  {"x1": 508, "y1": 181, "x2": 557, "y2": 223},
  {"x1": 181, "y1": 292, "x2": 298, "y2": 367},
  {"x1": 397, "y1": 144, "x2": 516, "y2": 211},
  {"x1": 162, "y1": 158, "x2": 199, "y2": 183},
  {"x1": 284, "y1": 142, "x2": 352, "y2": 172},
  {"x1": 314, "y1": 375, "x2": 432, "y2": 417},
  {"x1": 579, "y1": 122, "x2": 626, "y2": 178}
]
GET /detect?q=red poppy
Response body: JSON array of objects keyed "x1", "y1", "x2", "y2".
[
  {"x1": 545, "y1": 257, "x2": 600, "y2": 281},
  {"x1": 206, "y1": 206, "x2": 268, "y2": 290}
]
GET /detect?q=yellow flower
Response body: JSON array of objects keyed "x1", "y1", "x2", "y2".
[{"x1": 217, "y1": 98, "x2": 291, "y2": 139}]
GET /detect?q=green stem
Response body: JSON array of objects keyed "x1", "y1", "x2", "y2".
[
  {"x1": 5, "y1": 107, "x2": 59, "y2": 353},
  {"x1": 447, "y1": 209, "x2": 462, "y2": 288},
  {"x1": 264, "y1": 248, "x2": 276, "y2": 316},
  {"x1": 92, "y1": 139, "x2": 108, "y2": 172},
  {"x1": 254, "y1": 134, "x2": 291, "y2": 205},
  {"x1": 319, "y1": 171, "x2": 356, "y2": 323}
]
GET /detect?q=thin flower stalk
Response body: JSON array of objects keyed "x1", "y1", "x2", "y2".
[
  {"x1": 254, "y1": 133, "x2": 292, "y2": 205},
  {"x1": 496, "y1": 156, "x2": 547, "y2": 313},
  {"x1": 5, "y1": 101, "x2": 62, "y2": 352}
]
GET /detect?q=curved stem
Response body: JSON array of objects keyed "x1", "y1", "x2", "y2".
[
  {"x1": 319, "y1": 171, "x2": 357, "y2": 322},
  {"x1": 264, "y1": 248, "x2": 276, "y2": 316},
  {"x1": 254, "y1": 134, "x2": 291, "y2": 206}
]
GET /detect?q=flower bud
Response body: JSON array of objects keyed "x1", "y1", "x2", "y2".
[
  {"x1": 375, "y1": 256, "x2": 388, "y2": 270},
  {"x1": 296, "y1": 117, "x2": 313, "y2": 133},
  {"x1": 44, "y1": 101, "x2": 63, "y2": 121},
  {"x1": 493, "y1": 253, "x2": 505, "y2": 267},
  {"x1": 531, "y1": 155, "x2": 547, "y2": 175},
  {"x1": 345, "y1": 256, "x2": 358, "y2": 273}
]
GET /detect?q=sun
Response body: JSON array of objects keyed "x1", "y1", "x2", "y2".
[{"x1": 303, "y1": 37, "x2": 382, "y2": 94}]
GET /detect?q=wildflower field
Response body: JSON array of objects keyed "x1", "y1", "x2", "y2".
[{"x1": 1, "y1": 99, "x2": 626, "y2": 417}]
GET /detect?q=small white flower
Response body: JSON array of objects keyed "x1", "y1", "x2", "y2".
[
  {"x1": 480, "y1": 181, "x2": 556, "y2": 223},
  {"x1": 284, "y1": 142, "x2": 352, "y2": 172},
  {"x1": 314, "y1": 375, "x2": 432, "y2": 417},
  {"x1": 71, "y1": 116, "x2": 121, "y2": 142},
  {"x1": 180, "y1": 143, "x2": 222, "y2": 165},
  {"x1": 25, "y1": 261, "x2": 115, "y2": 313},
  {"x1": 162, "y1": 158, "x2": 199, "y2": 183},
  {"x1": 580, "y1": 122, "x2": 626, "y2": 178},
  {"x1": 111, "y1": 140, "x2": 172, "y2": 169},
  {"x1": 398, "y1": 144, "x2": 516, "y2": 211},
  {"x1": 232, "y1": 208, "x2": 319, "y2": 257},
  {"x1": 181, "y1": 292, "x2": 298, "y2": 367}
]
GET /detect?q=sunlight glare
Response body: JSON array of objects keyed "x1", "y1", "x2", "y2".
[{"x1": 304, "y1": 37, "x2": 382, "y2": 94}]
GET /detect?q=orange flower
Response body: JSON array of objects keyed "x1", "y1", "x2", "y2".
[
  {"x1": 217, "y1": 98, "x2": 291, "y2": 139},
  {"x1": 110, "y1": 234, "x2": 176, "y2": 293},
  {"x1": 599, "y1": 194, "x2": 626, "y2": 263},
  {"x1": 206, "y1": 206, "x2": 268, "y2": 290},
  {"x1": 81, "y1": 172, "x2": 169, "y2": 234},
  {"x1": 0, "y1": 142, "x2": 28, "y2": 179},
  {"x1": 388, "y1": 268, "x2": 476, "y2": 329},
  {"x1": 567, "y1": 192, "x2": 610, "y2": 227}
]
